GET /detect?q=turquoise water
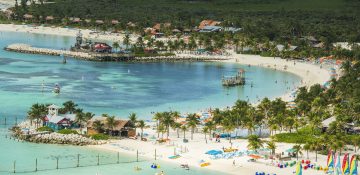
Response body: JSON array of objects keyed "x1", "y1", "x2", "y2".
[{"x1": 0, "y1": 31, "x2": 301, "y2": 174}]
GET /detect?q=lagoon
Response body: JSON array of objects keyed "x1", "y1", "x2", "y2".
[{"x1": 0, "y1": 31, "x2": 301, "y2": 174}]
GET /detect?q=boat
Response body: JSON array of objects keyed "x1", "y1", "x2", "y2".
[{"x1": 54, "y1": 84, "x2": 60, "y2": 94}]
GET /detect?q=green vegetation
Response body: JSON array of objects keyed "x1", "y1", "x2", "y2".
[
  {"x1": 90, "y1": 133, "x2": 109, "y2": 140},
  {"x1": 36, "y1": 126, "x2": 54, "y2": 132},
  {"x1": 57, "y1": 129, "x2": 79, "y2": 134}
]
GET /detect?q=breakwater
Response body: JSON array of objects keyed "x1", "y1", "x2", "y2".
[{"x1": 4, "y1": 43, "x2": 231, "y2": 62}]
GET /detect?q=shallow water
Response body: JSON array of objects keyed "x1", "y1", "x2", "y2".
[{"x1": 0, "y1": 31, "x2": 301, "y2": 174}]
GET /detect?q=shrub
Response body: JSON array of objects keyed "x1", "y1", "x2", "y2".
[
  {"x1": 57, "y1": 129, "x2": 78, "y2": 135},
  {"x1": 90, "y1": 133, "x2": 109, "y2": 140},
  {"x1": 36, "y1": 126, "x2": 54, "y2": 132}
]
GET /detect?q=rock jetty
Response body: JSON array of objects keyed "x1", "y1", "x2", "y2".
[{"x1": 28, "y1": 133, "x2": 106, "y2": 146}]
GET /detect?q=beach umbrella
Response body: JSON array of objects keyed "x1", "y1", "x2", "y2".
[
  {"x1": 342, "y1": 153, "x2": 350, "y2": 174},
  {"x1": 350, "y1": 155, "x2": 358, "y2": 175},
  {"x1": 295, "y1": 162, "x2": 302, "y2": 175},
  {"x1": 248, "y1": 154, "x2": 261, "y2": 159}
]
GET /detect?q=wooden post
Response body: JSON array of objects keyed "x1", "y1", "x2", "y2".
[
  {"x1": 4, "y1": 117, "x2": 6, "y2": 125},
  {"x1": 77, "y1": 154, "x2": 79, "y2": 167},
  {"x1": 136, "y1": 150, "x2": 139, "y2": 162},
  {"x1": 97, "y1": 154, "x2": 99, "y2": 166},
  {"x1": 155, "y1": 149, "x2": 157, "y2": 160},
  {"x1": 13, "y1": 161, "x2": 16, "y2": 173},
  {"x1": 35, "y1": 158, "x2": 38, "y2": 172},
  {"x1": 117, "y1": 152, "x2": 119, "y2": 164},
  {"x1": 56, "y1": 157, "x2": 59, "y2": 169}
]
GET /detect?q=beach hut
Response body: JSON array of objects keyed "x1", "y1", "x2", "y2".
[
  {"x1": 198, "y1": 20, "x2": 221, "y2": 30},
  {"x1": 87, "y1": 117, "x2": 136, "y2": 137},
  {"x1": 111, "y1": 20, "x2": 119, "y2": 25},
  {"x1": 45, "y1": 16, "x2": 54, "y2": 21},
  {"x1": 95, "y1": 20, "x2": 104, "y2": 25},
  {"x1": 23, "y1": 14, "x2": 33, "y2": 22}
]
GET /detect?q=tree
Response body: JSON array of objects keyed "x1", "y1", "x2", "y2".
[
  {"x1": 203, "y1": 126, "x2": 209, "y2": 144},
  {"x1": 172, "y1": 122, "x2": 181, "y2": 138},
  {"x1": 106, "y1": 116, "x2": 117, "y2": 136},
  {"x1": 186, "y1": 113, "x2": 200, "y2": 140},
  {"x1": 62, "y1": 101, "x2": 78, "y2": 114},
  {"x1": 128, "y1": 112, "x2": 137, "y2": 128},
  {"x1": 293, "y1": 144, "x2": 303, "y2": 160},
  {"x1": 137, "y1": 120, "x2": 146, "y2": 139},
  {"x1": 92, "y1": 120, "x2": 104, "y2": 133},
  {"x1": 303, "y1": 142, "x2": 311, "y2": 159},
  {"x1": 153, "y1": 112, "x2": 163, "y2": 138},
  {"x1": 247, "y1": 135, "x2": 263, "y2": 151},
  {"x1": 112, "y1": 41, "x2": 120, "y2": 52},
  {"x1": 162, "y1": 112, "x2": 174, "y2": 139},
  {"x1": 27, "y1": 103, "x2": 47, "y2": 128},
  {"x1": 123, "y1": 34, "x2": 130, "y2": 50},
  {"x1": 181, "y1": 125, "x2": 187, "y2": 139},
  {"x1": 266, "y1": 139, "x2": 277, "y2": 155},
  {"x1": 205, "y1": 120, "x2": 215, "y2": 140},
  {"x1": 75, "y1": 112, "x2": 94, "y2": 133}
]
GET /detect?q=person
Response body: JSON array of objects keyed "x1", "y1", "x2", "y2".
[{"x1": 233, "y1": 160, "x2": 236, "y2": 166}]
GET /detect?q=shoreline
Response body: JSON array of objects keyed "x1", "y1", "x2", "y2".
[{"x1": 1, "y1": 23, "x2": 334, "y2": 175}]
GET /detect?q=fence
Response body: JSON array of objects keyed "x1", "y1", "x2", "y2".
[{"x1": 0, "y1": 150, "x2": 145, "y2": 174}]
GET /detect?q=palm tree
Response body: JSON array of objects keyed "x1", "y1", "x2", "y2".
[
  {"x1": 186, "y1": 113, "x2": 200, "y2": 140},
  {"x1": 181, "y1": 125, "x2": 187, "y2": 139},
  {"x1": 222, "y1": 117, "x2": 235, "y2": 143},
  {"x1": 293, "y1": 144, "x2": 303, "y2": 160},
  {"x1": 92, "y1": 120, "x2": 104, "y2": 133},
  {"x1": 203, "y1": 126, "x2": 209, "y2": 144},
  {"x1": 62, "y1": 101, "x2": 78, "y2": 114},
  {"x1": 303, "y1": 142, "x2": 311, "y2": 159},
  {"x1": 153, "y1": 112, "x2": 163, "y2": 138},
  {"x1": 266, "y1": 140, "x2": 276, "y2": 155},
  {"x1": 123, "y1": 34, "x2": 130, "y2": 50},
  {"x1": 128, "y1": 112, "x2": 137, "y2": 129},
  {"x1": 75, "y1": 112, "x2": 86, "y2": 132},
  {"x1": 106, "y1": 116, "x2": 117, "y2": 136},
  {"x1": 172, "y1": 122, "x2": 181, "y2": 138},
  {"x1": 205, "y1": 120, "x2": 215, "y2": 140},
  {"x1": 137, "y1": 120, "x2": 146, "y2": 139},
  {"x1": 162, "y1": 112, "x2": 175, "y2": 139},
  {"x1": 112, "y1": 41, "x2": 119, "y2": 52},
  {"x1": 27, "y1": 103, "x2": 47, "y2": 128},
  {"x1": 247, "y1": 135, "x2": 263, "y2": 152}
]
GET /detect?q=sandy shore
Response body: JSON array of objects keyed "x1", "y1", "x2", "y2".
[
  {"x1": 0, "y1": 24, "x2": 139, "y2": 43},
  {"x1": 1, "y1": 23, "x2": 337, "y2": 174},
  {"x1": 90, "y1": 125, "x2": 347, "y2": 175}
]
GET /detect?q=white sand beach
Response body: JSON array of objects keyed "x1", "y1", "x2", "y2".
[
  {"x1": 1, "y1": 23, "x2": 339, "y2": 175},
  {"x1": 0, "y1": 24, "x2": 139, "y2": 43}
]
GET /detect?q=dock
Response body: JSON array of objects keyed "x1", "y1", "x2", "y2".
[
  {"x1": 5, "y1": 43, "x2": 134, "y2": 61},
  {"x1": 4, "y1": 43, "x2": 232, "y2": 62},
  {"x1": 222, "y1": 69, "x2": 246, "y2": 86}
]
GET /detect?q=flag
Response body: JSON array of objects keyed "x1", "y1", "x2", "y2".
[
  {"x1": 328, "y1": 150, "x2": 334, "y2": 168},
  {"x1": 295, "y1": 162, "x2": 302, "y2": 175},
  {"x1": 350, "y1": 155, "x2": 358, "y2": 175},
  {"x1": 334, "y1": 152, "x2": 341, "y2": 175},
  {"x1": 343, "y1": 153, "x2": 350, "y2": 174}
]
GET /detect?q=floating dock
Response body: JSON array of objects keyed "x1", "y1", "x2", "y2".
[{"x1": 222, "y1": 69, "x2": 246, "y2": 86}]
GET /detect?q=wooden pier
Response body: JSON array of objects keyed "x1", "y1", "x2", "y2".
[
  {"x1": 222, "y1": 69, "x2": 246, "y2": 86},
  {"x1": 4, "y1": 43, "x2": 134, "y2": 61}
]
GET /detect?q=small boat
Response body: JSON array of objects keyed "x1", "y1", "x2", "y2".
[
  {"x1": 54, "y1": 84, "x2": 60, "y2": 94},
  {"x1": 63, "y1": 56, "x2": 67, "y2": 64}
]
